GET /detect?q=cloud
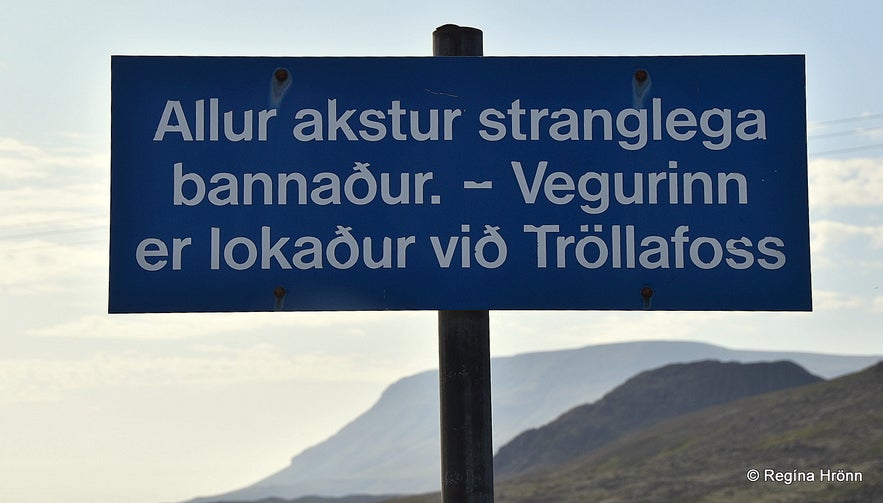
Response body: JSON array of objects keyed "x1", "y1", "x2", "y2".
[
  {"x1": 812, "y1": 290, "x2": 868, "y2": 311},
  {"x1": 0, "y1": 136, "x2": 107, "y2": 226},
  {"x1": 491, "y1": 310, "x2": 736, "y2": 353},
  {"x1": 810, "y1": 219, "x2": 883, "y2": 253},
  {"x1": 0, "y1": 239, "x2": 106, "y2": 294},
  {"x1": 809, "y1": 219, "x2": 883, "y2": 271},
  {"x1": 29, "y1": 312, "x2": 304, "y2": 340},
  {"x1": 28, "y1": 310, "x2": 429, "y2": 340},
  {"x1": 808, "y1": 157, "x2": 883, "y2": 208},
  {"x1": 0, "y1": 184, "x2": 106, "y2": 228},
  {"x1": 6, "y1": 309, "x2": 437, "y2": 405},
  {"x1": 0, "y1": 139, "x2": 52, "y2": 180},
  {"x1": 0, "y1": 137, "x2": 107, "y2": 181},
  {"x1": 0, "y1": 137, "x2": 110, "y2": 296},
  {"x1": 0, "y1": 343, "x2": 389, "y2": 406}
]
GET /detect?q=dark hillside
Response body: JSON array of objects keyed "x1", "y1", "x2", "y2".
[
  {"x1": 494, "y1": 359, "x2": 822, "y2": 479},
  {"x1": 387, "y1": 361, "x2": 883, "y2": 503},
  {"x1": 211, "y1": 496, "x2": 395, "y2": 503},
  {"x1": 496, "y1": 361, "x2": 883, "y2": 502}
]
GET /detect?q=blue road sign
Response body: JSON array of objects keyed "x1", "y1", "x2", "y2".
[{"x1": 110, "y1": 55, "x2": 811, "y2": 312}]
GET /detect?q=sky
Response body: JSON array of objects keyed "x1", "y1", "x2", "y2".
[{"x1": 1, "y1": 1, "x2": 882, "y2": 502}]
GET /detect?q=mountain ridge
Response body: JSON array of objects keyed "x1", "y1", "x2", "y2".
[
  {"x1": 206, "y1": 495, "x2": 395, "y2": 503},
  {"x1": 495, "y1": 360, "x2": 883, "y2": 502},
  {"x1": 493, "y1": 359, "x2": 823, "y2": 479},
  {"x1": 386, "y1": 361, "x2": 883, "y2": 503},
  {"x1": 188, "y1": 340, "x2": 882, "y2": 502}
]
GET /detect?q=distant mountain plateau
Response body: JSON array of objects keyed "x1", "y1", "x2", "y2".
[{"x1": 186, "y1": 340, "x2": 882, "y2": 503}]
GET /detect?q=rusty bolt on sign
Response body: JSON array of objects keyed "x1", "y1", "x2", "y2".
[
  {"x1": 641, "y1": 286, "x2": 654, "y2": 309},
  {"x1": 273, "y1": 286, "x2": 286, "y2": 311},
  {"x1": 270, "y1": 68, "x2": 292, "y2": 107}
]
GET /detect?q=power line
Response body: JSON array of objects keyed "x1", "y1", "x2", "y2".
[
  {"x1": 0, "y1": 225, "x2": 105, "y2": 241},
  {"x1": 809, "y1": 143, "x2": 883, "y2": 157},
  {"x1": 808, "y1": 125, "x2": 883, "y2": 140},
  {"x1": 2, "y1": 238, "x2": 106, "y2": 254},
  {"x1": 809, "y1": 112, "x2": 883, "y2": 126},
  {"x1": 807, "y1": 111, "x2": 883, "y2": 157},
  {"x1": 0, "y1": 215, "x2": 104, "y2": 231}
]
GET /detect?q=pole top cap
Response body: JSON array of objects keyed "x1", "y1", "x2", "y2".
[{"x1": 433, "y1": 24, "x2": 483, "y2": 56}]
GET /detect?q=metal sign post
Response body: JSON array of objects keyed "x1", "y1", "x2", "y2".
[
  {"x1": 434, "y1": 24, "x2": 494, "y2": 503},
  {"x1": 438, "y1": 309, "x2": 493, "y2": 502}
]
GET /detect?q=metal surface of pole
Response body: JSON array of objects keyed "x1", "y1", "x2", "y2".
[
  {"x1": 438, "y1": 310, "x2": 493, "y2": 503},
  {"x1": 434, "y1": 24, "x2": 493, "y2": 503}
]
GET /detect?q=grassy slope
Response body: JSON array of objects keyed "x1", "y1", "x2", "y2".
[
  {"x1": 494, "y1": 360, "x2": 822, "y2": 479},
  {"x1": 387, "y1": 362, "x2": 883, "y2": 503}
]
